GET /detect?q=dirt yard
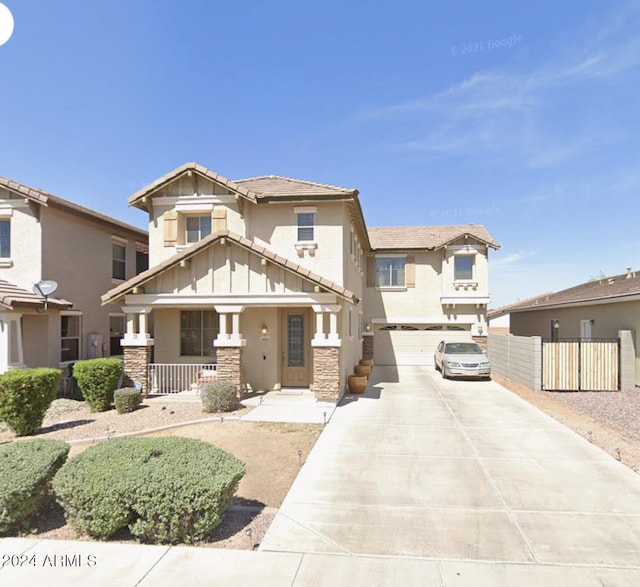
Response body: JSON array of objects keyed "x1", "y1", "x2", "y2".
[{"x1": 2, "y1": 400, "x2": 322, "y2": 550}]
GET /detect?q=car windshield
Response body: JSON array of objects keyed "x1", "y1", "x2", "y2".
[{"x1": 444, "y1": 343, "x2": 483, "y2": 354}]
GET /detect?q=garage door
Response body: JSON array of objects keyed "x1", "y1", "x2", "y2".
[{"x1": 374, "y1": 325, "x2": 472, "y2": 366}]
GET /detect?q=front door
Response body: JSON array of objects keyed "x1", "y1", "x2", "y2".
[{"x1": 281, "y1": 308, "x2": 310, "y2": 387}]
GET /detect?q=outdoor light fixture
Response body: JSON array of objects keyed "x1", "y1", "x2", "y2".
[
  {"x1": 261, "y1": 324, "x2": 268, "y2": 335},
  {"x1": 477, "y1": 324, "x2": 484, "y2": 335},
  {"x1": 365, "y1": 321, "x2": 371, "y2": 332}
]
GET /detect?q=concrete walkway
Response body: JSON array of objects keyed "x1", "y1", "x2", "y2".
[{"x1": 3, "y1": 366, "x2": 640, "y2": 585}]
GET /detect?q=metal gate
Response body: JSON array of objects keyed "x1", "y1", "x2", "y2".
[{"x1": 542, "y1": 339, "x2": 619, "y2": 391}]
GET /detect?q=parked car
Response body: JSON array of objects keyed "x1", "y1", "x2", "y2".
[{"x1": 434, "y1": 341, "x2": 491, "y2": 379}]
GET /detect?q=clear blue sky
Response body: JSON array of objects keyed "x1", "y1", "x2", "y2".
[{"x1": 1, "y1": 1, "x2": 639, "y2": 308}]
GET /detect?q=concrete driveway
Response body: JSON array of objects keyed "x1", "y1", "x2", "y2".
[{"x1": 260, "y1": 365, "x2": 640, "y2": 585}]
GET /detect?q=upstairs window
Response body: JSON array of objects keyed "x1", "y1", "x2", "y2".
[
  {"x1": 186, "y1": 215, "x2": 212, "y2": 243},
  {"x1": 136, "y1": 243, "x2": 149, "y2": 274},
  {"x1": 376, "y1": 257, "x2": 405, "y2": 287},
  {"x1": 297, "y1": 212, "x2": 314, "y2": 241},
  {"x1": 112, "y1": 242, "x2": 126, "y2": 280},
  {"x1": 0, "y1": 219, "x2": 10, "y2": 258},
  {"x1": 454, "y1": 255, "x2": 474, "y2": 280}
]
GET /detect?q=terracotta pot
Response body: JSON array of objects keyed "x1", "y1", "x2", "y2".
[
  {"x1": 354, "y1": 364, "x2": 371, "y2": 377},
  {"x1": 347, "y1": 374, "x2": 367, "y2": 394},
  {"x1": 359, "y1": 358, "x2": 374, "y2": 367}
]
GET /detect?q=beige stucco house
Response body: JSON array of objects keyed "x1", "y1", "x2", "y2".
[
  {"x1": 492, "y1": 270, "x2": 640, "y2": 386},
  {"x1": 102, "y1": 163, "x2": 499, "y2": 400},
  {"x1": 0, "y1": 176, "x2": 148, "y2": 375}
]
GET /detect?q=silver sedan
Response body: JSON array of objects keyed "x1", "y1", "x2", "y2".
[{"x1": 434, "y1": 340, "x2": 491, "y2": 379}]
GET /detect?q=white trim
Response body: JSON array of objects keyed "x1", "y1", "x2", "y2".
[
  {"x1": 153, "y1": 195, "x2": 236, "y2": 207},
  {"x1": 123, "y1": 293, "x2": 339, "y2": 307},
  {"x1": 374, "y1": 253, "x2": 406, "y2": 259},
  {"x1": 371, "y1": 317, "x2": 476, "y2": 325},
  {"x1": 441, "y1": 296, "x2": 490, "y2": 305},
  {"x1": 60, "y1": 310, "x2": 83, "y2": 316},
  {"x1": 111, "y1": 235, "x2": 128, "y2": 245},
  {"x1": 0, "y1": 208, "x2": 13, "y2": 217},
  {"x1": 293, "y1": 205, "x2": 317, "y2": 214},
  {"x1": 449, "y1": 245, "x2": 480, "y2": 255},
  {"x1": 311, "y1": 338, "x2": 342, "y2": 348},
  {"x1": 0, "y1": 259, "x2": 13, "y2": 268},
  {"x1": 175, "y1": 203, "x2": 214, "y2": 213},
  {"x1": 375, "y1": 286, "x2": 408, "y2": 292}
]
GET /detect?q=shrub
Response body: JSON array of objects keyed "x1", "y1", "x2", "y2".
[
  {"x1": 0, "y1": 439, "x2": 70, "y2": 534},
  {"x1": 0, "y1": 368, "x2": 62, "y2": 436},
  {"x1": 200, "y1": 380, "x2": 240, "y2": 413},
  {"x1": 114, "y1": 388, "x2": 142, "y2": 414},
  {"x1": 53, "y1": 437, "x2": 245, "y2": 544},
  {"x1": 73, "y1": 358, "x2": 123, "y2": 412}
]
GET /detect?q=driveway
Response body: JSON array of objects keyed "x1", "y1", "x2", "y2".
[{"x1": 260, "y1": 365, "x2": 640, "y2": 585}]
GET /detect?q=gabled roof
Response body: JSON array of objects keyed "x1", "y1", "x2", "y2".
[
  {"x1": 233, "y1": 175, "x2": 358, "y2": 200},
  {"x1": 368, "y1": 224, "x2": 500, "y2": 251},
  {"x1": 491, "y1": 269, "x2": 640, "y2": 315},
  {"x1": 102, "y1": 230, "x2": 358, "y2": 305},
  {"x1": 0, "y1": 279, "x2": 72, "y2": 311},
  {"x1": 128, "y1": 163, "x2": 261, "y2": 210},
  {"x1": 0, "y1": 176, "x2": 147, "y2": 238}
]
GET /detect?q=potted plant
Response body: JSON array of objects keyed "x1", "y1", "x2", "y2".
[{"x1": 347, "y1": 374, "x2": 367, "y2": 394}]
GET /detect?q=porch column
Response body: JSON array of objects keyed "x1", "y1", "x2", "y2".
[
  {"x1": 214, "y1": 305, "x2": 247, "y2": 395},
  {"x1": 311, "y1": 304, "x2": 342, "y2": 402},
  {"x1": 0, "y1": 313, "x2": 25, "y2": 373},
  {"x1": 120, "y1": 306, "x2": 154, "y2": 396}
]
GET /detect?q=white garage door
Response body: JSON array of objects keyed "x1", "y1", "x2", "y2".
[{"x1": 374, "y1": 325, "x2": 472, "y2": 366}]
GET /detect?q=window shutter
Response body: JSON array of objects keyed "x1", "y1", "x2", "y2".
[
  {"x1": 406, "y1": 256, "x2": 415, "y2": 288},
  {"x1": 163, "y1": 210, "x2": 178, "y2": 246},
  {"x1": 212, "y1": 208, "x2": 227, "y2": 232},
  {"x1": 366, "y1": 257, "x2": 376, "y2": 288}
]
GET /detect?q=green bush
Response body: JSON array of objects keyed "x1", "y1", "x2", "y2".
[
  {"x1": 0, "y1": 439, "x2": 70, "y2": 534},
  {"x1": 114, "y1": 388, "x2": 142, "y2": 414},
  {"x1": 200, "y1": 380, "x2": 240, "y2": 413},
  {"x1": 73, "y1": 358, "x2": 123, "y2": 412},
  {"x1": 53, "y1": 437, "x2": 245, "y2": 544},
  {"x1": 0, "y1": 368, "x2": 62, "y2": 436}
]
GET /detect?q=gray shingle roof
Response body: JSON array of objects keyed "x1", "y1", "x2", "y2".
[
  {"x1": 102, "y1": 230, "x2": 358, "y2": 305},
  {"x1": 0, "y1": 279, "x2": 72, "y2": 310},
  {"x1": 492, "y1": 270, "x2": 640, "y2": 315},
  {"x1": 368, "y1": 224, "x2": 500, "y2": 250}
]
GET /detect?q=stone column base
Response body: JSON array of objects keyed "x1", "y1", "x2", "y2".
[
  {"x1": 312, "y1": 346, "x2": 341, "y2": 402},
  {"x1": 123, "y1": 345, "x2": 153, "y2": 397},
  {"x1": 472, "y1": 336, "x2": 488, "y2": 351},
  {"x1": 216, "y1": 347, "x2": 246, "y2": 396}
]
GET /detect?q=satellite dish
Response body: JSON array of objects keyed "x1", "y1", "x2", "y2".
[{"x1": 33, "y1": 280, "x2": 59, "y2": 297}]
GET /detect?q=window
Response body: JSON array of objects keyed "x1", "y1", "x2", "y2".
[
  {"x1": 180, "y1": 310, "x2": 218, "y2": 357},
  {"x1": 136, "y1": 243, "x2": 149, "y2": 274},
  {"x1": 0, "y1": 219, "x2": 10, "y2": 258},
  {"x1": 297, "y1": 212, "x2": 314, "y2": 241},
  {"x1": 376, "y1": 257, "x2": 405, "y2": 287},
  {"x1": 454, "y1": 255, "x2": 474, "y2": 280},
  {"x1": 186, "y1": 215, "x2": 212, "y2": 243},
  {"x1": 61, "y1": 314, "x2": 81, "y2": 362},
  {"x1": 109, "y1": 315, "x2": 125, "y2": 356},
  {"x1": 112, "y1": 242, "x2": 126, "y2": 280}
]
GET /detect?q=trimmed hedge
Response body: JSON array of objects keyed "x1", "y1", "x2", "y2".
[
  {"x1": 0, "y1": 439, "x2": 70, "y2": 534},
  {"x1": 200, "y1": 380, "x2": 240, "y2": 413},
  {"x1": 114, "y1": 388, "x2": 142, "y2": 414},
  {"x1": 73, "y1": 358, "x2": 123, "y2": 412},
  {"x1": 53, "y1": 437, "x2": 245, "y2": 544},
  {"x1": 0, "y1": 368, "x2": 61, "y2": 436}
]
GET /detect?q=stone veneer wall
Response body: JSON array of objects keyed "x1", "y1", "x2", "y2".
[
  {"x1": 216, "y1": 347, "x2": 245, "y2": 394},
  {"x1": 123, "y1": 345, "x2": 153, "y2": 396},
  {"x1": 472, "y1": 336, "x2": 488, "y2": 351},
  {"x1": 312, "y1": 346, "x2": 341, "y2": 402},
  {"x1": 362, "y1": 334, "x2": 374, "y2": 360}
]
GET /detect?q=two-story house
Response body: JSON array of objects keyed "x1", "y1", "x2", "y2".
[
  {"x1": 0, "y1": 176, "x2": 148, "y2": 374},
  {"x1": 102, "y1": 163, "x2": 499, "y2": 401}
]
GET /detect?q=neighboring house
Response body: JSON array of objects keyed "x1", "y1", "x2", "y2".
[
  {"x1": 492, "y1": 270, "x2": 640, "y2": 386},
  {"x1": 101, "y1": 163, "x2": 499, "y2": 400},
  {"x1": 487, "y1": 312, "x2": 510, "y2": 335},
  {"x1": 0, "y1": 176, "x2": 148, "y2": 374}
]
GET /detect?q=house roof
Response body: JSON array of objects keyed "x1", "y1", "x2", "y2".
[
  {"x1": 0, "y1": 279, "x2": 72, "y2": 311},
  {"x1": 367, "y1": 224, "x2": 500, "y2": 251},
  {"x1": 490, "y1": 269, "x2": 640, "y2": 316},
  {"x1": 233, "y1": 175, "x2": 358, "y2": 200},
  {"x1": 102, "y1": 230, "x2": 359, "y2": 305},
  {"x1": 0, "y1": 175, "x2": 147, "y2": 238},
  {"x1": 128, "y1": 163, "x2": 262, "y2": 210}
]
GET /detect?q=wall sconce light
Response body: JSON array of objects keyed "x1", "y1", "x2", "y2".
[
  {"x1": 553, "y1": 320, "x2": 560, "y2": 329},
  {"x1": 261, "y1": 324, "x2": 268, "y2": 336},
  {"x1": 477, "y1": 324, "x2": 484, "y2": 335},
  {"x1": 365, "y1": 321, "x2": 371, "y2": 332},
  {"x1": 590, "y1": 319, "x2": 595, "y2": 325}
]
